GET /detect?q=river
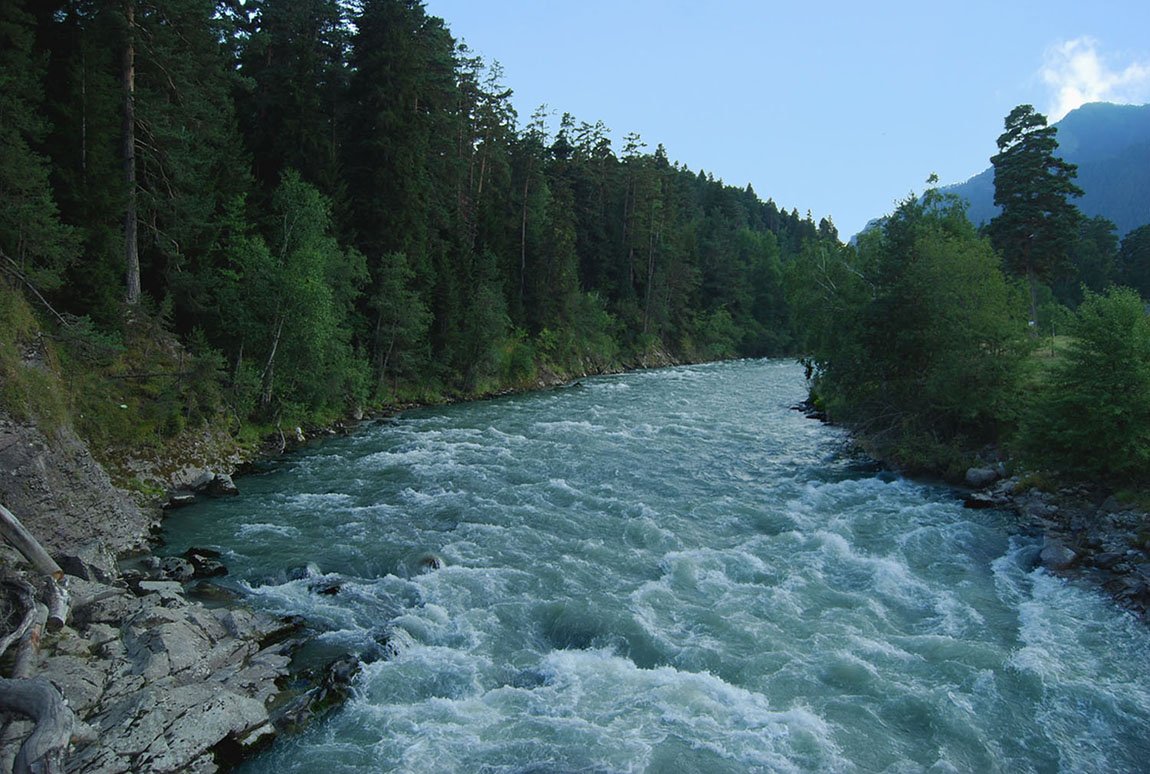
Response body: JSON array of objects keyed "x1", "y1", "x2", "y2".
[{"x1": 161, "y1": 359, "x2": 1150, "y2": 772}]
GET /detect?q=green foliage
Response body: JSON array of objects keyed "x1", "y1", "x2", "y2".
[
  {"x1": 1117, "y1": 224, "x2": 1150, "y2": 299},
  {"x1": 0, "y1": 0, "x2": 79, "y2": 289},
  {"x1": 795, "y1": 191, "x2": 1028, "y2": 470},
  {"x1": 1053, "y1": 215, "x2": 1119, "y2": 307},
  {"x1": 0, "y1": 283, "x2": 69, "y2": 429},
  {"x1": 4, "y1": 0, "x2": 842, "y2": 448},
  {"x1": 1022, "y1": 286, "x2": 1150, "y2": 482}
]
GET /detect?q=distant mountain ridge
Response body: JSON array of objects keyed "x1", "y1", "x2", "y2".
[{"x1": 942, "y1": 102, "x2": 1150, "y2": 237}]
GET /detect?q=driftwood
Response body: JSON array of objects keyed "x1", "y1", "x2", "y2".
[
  {"x1": 1, "y1": 600, "x2": 76, "y2": 774},
  {"x1": 44, "y1": 580, "x2": 69, "y2": 634},
  {"x1": 0, "y1": 503, "x2": 70, "y2": 632},
  {"x1": 0, "y1": 505, "x2": 79, "y2": 772},
  {"x1": 0, "y1": 504, "x2": 64, "y2": 581},
  {"x1": 0, "y1": 676, "x2": 76, "y2": 774},
  {"x1": 0, "y1": 579, "x2": 37, "y2": 660}
]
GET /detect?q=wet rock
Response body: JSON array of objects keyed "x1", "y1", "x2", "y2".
[
  {"x1": 288, "y1": 563, "x2": 321, "y2": 581},
  {"x1": 963, "y1": 492, "x2": 1002, "y2": 510},
  {"x1": 1092, "y1": 551, "x2": 1127, "y2": 571},
  {"x1": 183, "y1": 547, "x2": 228, "y2": 579},
  {"x1": 1040, "y1": 539, "x2": 1078, "y2": 570},
  {"x1": 965, "y1": 467, "x2": 1000, "y2": 489},
  {"x1": 159, "y1": 556, "x2": 195, "y2": 582},
  {"x1": 417, "y1": 552, "x2": 445, "y2": 573},
  {"x1": 270, "y1": 656, "x2": 361, "y2": 734},
  {"x1": 186, "y1": 580, "x2": 241, "y2": 606},
  {"x1": 164, "y1": 491, "x2": 197, "y2": 510},
  {"x1": 206, "y1": 473, "x2": 239, "y2": 497},
  {"x1": 313, "y1": 581, "x2": 342, "y2": 596}
]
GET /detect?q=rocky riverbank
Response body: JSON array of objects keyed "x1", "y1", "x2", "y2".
[
  {"x1": 962, "y1": 471, "x2": 1150, "y2": 621},
  {"x1": 794, "y1": 399, "x2": 1150, "y2": 623},
  {"x1": 0, "y1": 408, "x2": 355, "y2": 772}
]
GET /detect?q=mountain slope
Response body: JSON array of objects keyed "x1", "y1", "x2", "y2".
[{"x1": 943, "y1": 102, "x2": 1150, "y2": 236}]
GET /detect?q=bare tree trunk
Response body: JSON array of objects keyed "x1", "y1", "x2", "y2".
[
  {"x1": 122, "y1": 0, "x2": 139, "y2": 306},
  {"x1": 642, "y1": 203, "x2": 659, "y2": 335},
  {"x1": 519, "y1": 174, "x2": 530, "y2": 309},
  {"x1": 1027, "y1": 266, "x2": 1039, "y2": 334},
  {"x1": 260, "y1": 315, "x2": 285, "y2": 407}
]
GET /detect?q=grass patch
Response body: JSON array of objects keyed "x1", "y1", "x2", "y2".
[{"x1": 0, "y1": 284, "x2": 70, "y2": 430}]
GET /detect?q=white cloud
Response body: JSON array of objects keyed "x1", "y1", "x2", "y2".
[{"x1": 1041, "y1": 37, "x2": 1150, "y2": 120}]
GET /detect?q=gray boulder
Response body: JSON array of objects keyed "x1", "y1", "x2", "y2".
[
  {"x1": 1040, "y1": 539, "x2": 1078, "y2": 570},
  {"x1": 964, "y1": 467, "x2": 1000, "y2": 489},
  {"x1": 206, "y1": 474, "x2": 239, "y2": 497}
]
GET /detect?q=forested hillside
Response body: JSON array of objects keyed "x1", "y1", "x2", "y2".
[
  {"x1": 1, "y1": 0, "x2": 833, "y2": 443},
  {"x1": 6, "y1": 0, "x2": 1150, "y2": 490}
]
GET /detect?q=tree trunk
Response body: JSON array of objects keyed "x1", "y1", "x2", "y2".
[
  {"x1": 122, "y1": 0, "x2": 139, "y2": 306},
  {"x1": 1027, "y1": 266, "x2": 1039, "y2": 335},
  {"x1": 259, "y1": 315, "x2": 285, "y2": 407},
  {"x1": 519, "y1": 173, "x2": 530, "y2": 309}
]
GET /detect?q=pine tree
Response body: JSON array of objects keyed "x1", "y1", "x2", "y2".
[
  {"x1": 988, "y1": 104, "x2": 1083, "y2": 325},
  {"x1": 0, "y1": 0, "x2": 78, "y2": 290}
]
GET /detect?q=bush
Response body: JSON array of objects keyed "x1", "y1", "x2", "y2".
[{"x1": 1022, "y1": 286, "x2": 1150, "y2": 482}]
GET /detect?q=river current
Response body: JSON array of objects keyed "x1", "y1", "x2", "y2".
[{"x1": 162, "y1": 359, "x2": 1150, "y2": 772}]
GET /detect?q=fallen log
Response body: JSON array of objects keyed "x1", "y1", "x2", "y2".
[
  {"x1": 0, "y1": 504, "x2": 63, "y2": 581},
  {"x1": 45, "y1": 579, "x2": 69, "y2": 634}
]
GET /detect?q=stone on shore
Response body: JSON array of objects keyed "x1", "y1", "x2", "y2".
[
  {"x1": 1040, "y1": 538, "x2": 1078, "y2": 570},
  {"x1": 964, "y1": 467, "x2": 1000, "y2": 489}
]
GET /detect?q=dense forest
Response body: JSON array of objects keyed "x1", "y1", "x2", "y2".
[
  {"x1": 3, "y1": 0, "x2": 1150, "y2": 486},
  {"x1": 0, "y1": 0, "x2": 830, "y2": 439}
]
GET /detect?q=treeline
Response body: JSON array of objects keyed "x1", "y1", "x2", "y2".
[
  {"x1": 1, "y1": 0, "x2": 834, "y2": 434},
  {"x1": 793, "y1": 105, "x2": 1150, "y2": 484}
]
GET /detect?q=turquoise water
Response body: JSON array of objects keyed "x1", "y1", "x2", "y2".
[{"x1": 162, "y1": 360, "x2": 1150, "y2": 772}]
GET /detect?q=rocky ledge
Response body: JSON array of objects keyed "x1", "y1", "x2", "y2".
[{"x1": 0, "y1": 409, "x2": 355, "y2": 772}]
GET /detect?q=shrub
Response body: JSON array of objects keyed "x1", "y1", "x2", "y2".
[{"x1": 1022, "y1": 286, "x2": 1150, "y2": 482}]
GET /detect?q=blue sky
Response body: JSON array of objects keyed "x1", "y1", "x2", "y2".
[{"x1": 422, "y1": 0, "x2": 1150, "y2": 238}]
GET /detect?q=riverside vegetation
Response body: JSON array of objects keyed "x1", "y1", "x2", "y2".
[{"x1": 3, "y1": 0, "x2": 1150, "y2": 769}]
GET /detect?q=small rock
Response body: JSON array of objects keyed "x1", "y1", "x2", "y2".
[
  {"x1": 137, "y1": 580, "x2": 187, "y2": 605},
  {"x1": 186, "y1": 580, "x2": 241, "y2": 605},
  {"x1": 184, "y1": 547, "x2": 228, "y2": 578},
  {"x1": 186, "y1": 469, "x2": 217, "y2": 492},
  {"x1": 1092, "y1": 552, "x2": 1126, "y2": 571},
  {"x1": 963, "y1": 492, "x2": 1001, "y2": 510},
  {"x1": 159, "y1": 556, "x2": 196, "y2": 582},
  {"x1": 313, "y1": 581, "x2": 342, "y2": 596},
  {"x1": 55, "y1": 544, "x2": 118, "y2": 582},
  {"x1": 288, "y1": 563, "x2": 321, "y2": 581},
  {"x1": 165, "y1": 491, "x2": 198, "y2": 509}
]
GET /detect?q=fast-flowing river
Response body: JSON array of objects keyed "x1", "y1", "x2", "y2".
[{"x1": 162, "y1": 359, "x2": 1150, "y2": 772}]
